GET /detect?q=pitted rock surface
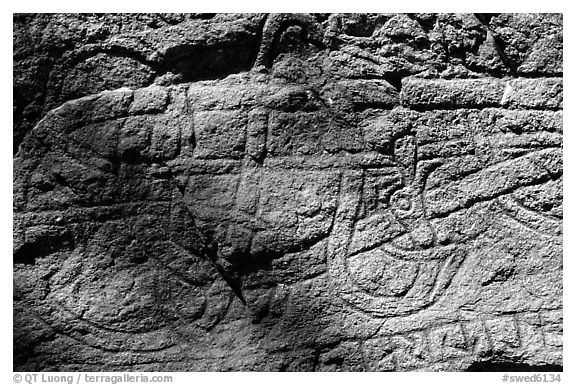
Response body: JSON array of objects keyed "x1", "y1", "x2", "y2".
[{"x1": 13, "y1": 13, "x2": 562, "y2": 371}]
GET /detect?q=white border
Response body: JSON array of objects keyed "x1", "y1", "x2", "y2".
[{"x1": 3, "y1": 4, "x2": 572, "y2": 384}]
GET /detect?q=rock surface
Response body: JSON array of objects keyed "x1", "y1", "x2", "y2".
[{"x1": 13, "y1": 13, "x2": 562, "y2": 371}]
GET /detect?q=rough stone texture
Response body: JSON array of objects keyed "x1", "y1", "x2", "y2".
[{"x1": 13, "y1": 13, "x2": 562, "y2": 371}]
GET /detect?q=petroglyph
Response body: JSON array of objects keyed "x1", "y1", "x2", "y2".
[{"x1": 14, "y1": 13, "x2": 562, "y2": 371}]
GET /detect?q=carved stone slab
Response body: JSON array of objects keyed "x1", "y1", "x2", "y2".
[{"x1": 13, "y1": 13, "x2": 562, "y2": 371}]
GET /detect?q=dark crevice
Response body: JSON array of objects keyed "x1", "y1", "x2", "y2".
[
  {"x1": 13, "y1": 244, "x2": 39, "y2": 265},
  {"x1": 490, "y1": 34, "x2": 518, "y2": 76},
  {"x1": 165, "y1": 171, "x2": 248, "y2": 306},
  {"x1": 65, "y1": 40, "x2": 261, "y2": 84},
  {"x1": 406, "y1": 104, "x2": 502, "y2": 112},
  {"x1": 406, "y1": 104, "x2": 563, "y2": 113},
  {"x1": 312, "y1": 13, "x2": 331, "y2": 23},
  {"x1": 234, "y1": 231, "x2": 331, "y2": 278},
  {"x1": 312, "y1": 348, "x2": 321, "y2": 372},
  {"x1": 347, "y1": 73, "x2": 405, "y2": 92},
  {"x1": 13, "y1": 229, "x2": 75, "y2": 265},
  {"x1": 210, "y1": 256, "x2": 247, "y2": 306},
  {"x1": 351, "y1": 102, "x2": 399, "y2": 112},
  {"x1": 190, "y1": 13, "x2": 217, "y2": 20},
  {"x1": 159, "y1": 42, "x2": 261, "y2": 83},
  {"x1": 383, "y1": 73, "x2": 403, "y2": 92},
  {"x1": 473, "y1": 13, "x2": 499, "y2": 26},
  {"x1": 407, "y1": 13, "x2": 437, "y2": 33},
  {"x1": 51, "y1": 172, "x2": 71, "y2": 188},
  {"x1": 466, "y1": 361, "x2": 562, "y2": 372},
  {"x1": 474, "y1": 13, "x2": 518, "y2": 76}
]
